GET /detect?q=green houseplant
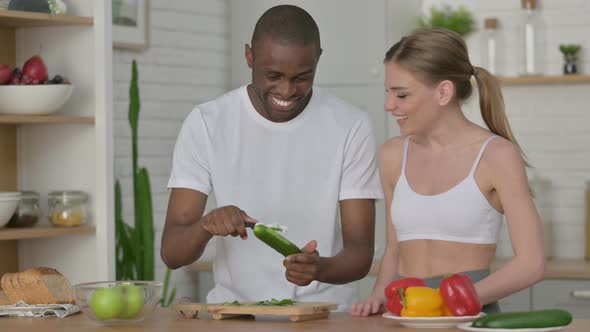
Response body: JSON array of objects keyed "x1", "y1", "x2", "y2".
[
  {"x1": 418, "y1": 4, "x2": 476, "y2": 37},
  {"x1": 559, "y1": 44, "x2": 581, "y2": 75},
  {"x1": 115, "y1": 60, "x2": 176, "y2": 307}
]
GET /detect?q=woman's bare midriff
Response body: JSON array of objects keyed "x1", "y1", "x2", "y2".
[{"x1": 397, "y1": 239, "x2": 496, "y2": 278}]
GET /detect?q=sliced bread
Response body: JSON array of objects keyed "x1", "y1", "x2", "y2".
[
  {"x1": 0, "y1": 289, "x2": 13, "y2": 305},
  {"x1": 0, "y1": 268, "x2": 75, "y2": 304}
]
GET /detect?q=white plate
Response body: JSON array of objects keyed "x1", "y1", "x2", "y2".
[
  {"x1": 457, "y1": 322, "x2": 570, "y2": 332},
  {"x1": 382, "y1": 312, "x2": 485, "y2": 328}
]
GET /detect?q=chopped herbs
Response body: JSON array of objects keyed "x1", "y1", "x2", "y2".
[{"x1": 221, "y1": 298, "x2": 296, "y2": 306}]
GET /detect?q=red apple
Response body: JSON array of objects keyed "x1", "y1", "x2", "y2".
[
  {"x1": 22, "y1": 55, "x2": 47, "y2": 83},
  {"x1": 0, "y1": 64, "x2": 12, "y2": 85}
]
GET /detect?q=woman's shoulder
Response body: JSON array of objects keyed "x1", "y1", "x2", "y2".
[
  {"x1": 379, "y1": 136, "x2": 406, "y2": 176},
  {"x1": 380, "y1": 136, "x2": 405, "y2": 160},
  {"x1": 482, "y1": 135, "x2": 528, "y2": 172}
]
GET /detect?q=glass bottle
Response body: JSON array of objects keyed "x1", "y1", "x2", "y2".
[
  {"x1": 483, "y1": 18, "x2": 498, "y2": 75},
  {"x1": 520, "y1": 0, "x2": 542, "y2": 76},
  {"x1": 6, "y1": 191, "x2": 41, "y2": 228}
]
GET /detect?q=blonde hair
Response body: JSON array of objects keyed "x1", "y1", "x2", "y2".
[{"x1": 384, "y1": 28, "x2": 529, "y2": 166}]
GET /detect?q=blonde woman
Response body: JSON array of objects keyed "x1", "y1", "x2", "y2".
[{"x1": 350, "y1": 28, "x2": 545, "y2": 316}]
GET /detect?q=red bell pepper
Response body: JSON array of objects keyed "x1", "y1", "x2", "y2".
[
  {"x1": 383, "y1": 278, "x2": 427, "y2": 315},
  {"x1": 439, "y1": 274, "x2": 481, "y2": 316}
]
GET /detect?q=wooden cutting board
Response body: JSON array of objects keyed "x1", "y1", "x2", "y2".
[{"x1": 172, "y1": 302, "x2": 339, "y2": 322}]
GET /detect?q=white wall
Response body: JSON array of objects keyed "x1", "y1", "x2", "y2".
[
  {"x1": 112, "y1": 0, "x2": 590, "y2": 302},
  {"x1": 229, "y1": 0, "x2": 420, "y2": 264},
  {"x1": 113, "y1": 0, "x2": 230, "y2": 299},
  {"x1": 227, "y1": 0, "x2": 420, "y2": 301},
  {"x1": 423, "y1": 0, "x2": 590, "y2": 258}
]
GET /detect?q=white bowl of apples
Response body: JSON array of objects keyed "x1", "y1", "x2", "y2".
[{"x1": 0, "y1": 55, "x2": 74, "y2": 115}]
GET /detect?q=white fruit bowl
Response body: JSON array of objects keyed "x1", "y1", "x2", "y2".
[
  {"x1": 0, "y1": 192, "x2": 21, "y2": 228},
  {"x1": 0, "y1": 84, "x2": 74, "y2": 115}
]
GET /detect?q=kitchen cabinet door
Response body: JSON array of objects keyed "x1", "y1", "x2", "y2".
[
  {"x1": 533, "y1": 280, "x2": 590, "y2": 319},
  {"x1": 498, "y1": 287, "x2": 531, "y2": 312}
]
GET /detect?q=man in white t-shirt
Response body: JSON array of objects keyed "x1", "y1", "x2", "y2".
[{"x1": 161, "y1": 4, "x2": 382, "y2": 309}]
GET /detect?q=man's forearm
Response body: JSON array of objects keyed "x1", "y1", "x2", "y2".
[
  {"x1": 161, "y1": 220, "x2": 213, "y2": 269},
  {"x1": 316, "y1": 245, "x2": 374, "y2": 284}
]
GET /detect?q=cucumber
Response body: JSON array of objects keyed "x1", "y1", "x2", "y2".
[
  {"x1": 472, "y1": 309, "x2": 572, "y2": 329},
  {"x1": 253, "y1": 224, "x2": 302, "y2": 257}
]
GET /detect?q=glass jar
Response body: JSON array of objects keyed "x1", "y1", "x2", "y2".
[
  {"x1": 7, "y1": 191, "x2": 40, "y2": 228},
  {"x1": 48, "y1": 191, "x2": 88, "y2": 227}
]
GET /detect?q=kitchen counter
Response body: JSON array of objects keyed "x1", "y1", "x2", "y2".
[
  {"x1": 1, "y1": 309, "x2": 588, "y2": 331},
  {"x1": 188, "y1": 258, "x2": 590, "y2": 280}
]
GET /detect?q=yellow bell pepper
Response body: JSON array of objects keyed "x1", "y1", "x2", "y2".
[{"x1": 400, "y1": 286, "x2": 444, "y2": 317}]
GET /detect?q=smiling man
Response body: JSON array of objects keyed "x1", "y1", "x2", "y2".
[{"x1": 161, "y1": 5, "x2": 382, "y2": 309}]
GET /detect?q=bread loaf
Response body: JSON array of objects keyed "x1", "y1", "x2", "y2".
[
  {"x1": 0, "y1": 289, "x2": 13, "y2": 305},
  {"x1": 0, "y1": 267, "x2": 75, "y2": 304}
]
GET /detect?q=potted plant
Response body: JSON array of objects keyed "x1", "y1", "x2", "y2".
[
  {"x1": 418, "y1": 4, "x2": 476, "y2": 37},
  {"x1": 559, "y1": 44, "x2": 581, "y2": 75},
  {"x1": 115, "y1": 60, "x2": 176, "y2": 307}
]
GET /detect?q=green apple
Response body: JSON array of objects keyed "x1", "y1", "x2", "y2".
[
  {"x1": 89, "y1": 287, "x2": 123, "y2": 320},
  {"x1": 117, "y1": 284, "x2": 145, "y2": 319}
]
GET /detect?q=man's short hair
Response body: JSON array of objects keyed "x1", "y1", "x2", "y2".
[{"x1": 251, "y1": 5, "x2": 320, "y2": 52}]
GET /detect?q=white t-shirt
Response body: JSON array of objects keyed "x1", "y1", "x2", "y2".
[{"x1": 168, "y1": 85, "x2": 382, "y2": 308}]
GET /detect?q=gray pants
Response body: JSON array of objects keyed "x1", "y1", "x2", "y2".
[{"x1": 396, "y1": 269, "x2": 501, "y2": 314}]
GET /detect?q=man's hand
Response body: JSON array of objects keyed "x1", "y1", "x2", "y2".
[
  {"x1": 283, "y1": 240, "x2": 320, "y2": 286},
  {"x1": 199, "y1": 205, "x2": 257, "y2": 240}
]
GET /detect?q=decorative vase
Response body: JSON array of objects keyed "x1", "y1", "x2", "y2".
[{"x1": 563, "y1": 53, "x2": 578, "y2": 75}]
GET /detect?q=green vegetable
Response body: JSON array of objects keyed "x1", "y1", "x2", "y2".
[
  {"x1": 221, "y1": 299, "x2": 295, "y2": 306},
  {"x1": 253, "y1": 224, "x2": 302, "y2": 257},
  {"x1": 222, "y1": 299, "x2": 296, "y2": 306},
  {"x1": 472, "y1": 309, "x2": 572, "y2": 329}
]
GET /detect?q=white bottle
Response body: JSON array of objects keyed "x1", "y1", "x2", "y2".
[
  {"x1": 483, "y1": 18, "x2": 498, "y2": 75},
  {"x1": 521, "y1": 0, "x2": 543, "y2": 76}
]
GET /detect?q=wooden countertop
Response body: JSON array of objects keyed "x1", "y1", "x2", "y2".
[
  {"x1": 1, "y1": 309, "x2": 589, "y2": 332},
  {"x1": 188, "y1": 258, "x2": 590, "y2": 280}
]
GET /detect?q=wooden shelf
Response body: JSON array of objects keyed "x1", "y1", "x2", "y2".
[
  {"x1": 0, "y1": 225, "x2": 95, "y2": 240},
  {"x1": 0, "y1": 10, "x2": 92, "y2": 27},
  {"x1": 499, "y1": 75, "x2": 590, "y2": 86},
  {"x1": 0, "y1": 114, "x2": 94, "y2": 124}
]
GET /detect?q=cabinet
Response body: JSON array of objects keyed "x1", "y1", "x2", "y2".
[
  {"x1": 0, "y1": 3, "x2": 114, "y2": 284},
  {"x1": 533, "y1": 280, "x2": 590, "y2": 319},
  {"x1": 491, "y1": 280, "x2": 590, "y2": 318},
  {"x1": 498, "y1": 288, "x2": 531, "y2": 312}
]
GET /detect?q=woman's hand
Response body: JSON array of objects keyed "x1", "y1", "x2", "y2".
[{"x1": 349, "y1": 294, "x2": 386, "y2": 316}]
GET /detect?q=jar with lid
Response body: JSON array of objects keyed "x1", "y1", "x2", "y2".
[
  {"x1": 48, "y1": 191, "x2": 88, "y2": 227},
  {"x1": 6, "y1": 191, "x2": 40, "y2": 228}
]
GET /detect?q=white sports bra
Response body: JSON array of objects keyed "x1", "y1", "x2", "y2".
[{"x1": 391, "y1": 136, "x2": 503, "y2": 244}]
